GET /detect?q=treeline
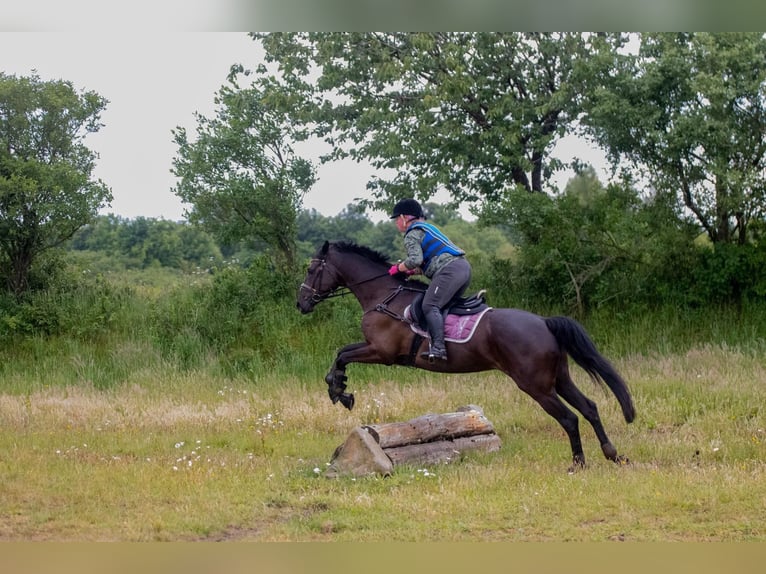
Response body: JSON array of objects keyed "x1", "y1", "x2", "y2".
[
  {"x1": 33, "y1": 170, "x2": 766, "y2": 326},
  {"x1": 65, "y1": 204, "x2": 517, "y2": 274},
  {"x1": 25, "y1": 168, "x2": 766, "y2": 320},
  {"x1": 482, "y1": 170, "x2": 766, "y2": 314},
  {"x1": 4, "y1": 177, "x2": 766, "y2": 383}
]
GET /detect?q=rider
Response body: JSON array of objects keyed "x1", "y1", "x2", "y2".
[{"x1": 388, "y1": 198, "x2": 472, "y2": 362}]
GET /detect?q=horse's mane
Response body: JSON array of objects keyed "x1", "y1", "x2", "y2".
[{"x1": 331, "y1": 241, "x2": 391, "y2": 267}]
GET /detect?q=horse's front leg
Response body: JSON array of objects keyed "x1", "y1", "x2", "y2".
[{"x1": 325, "y1": 342, "x2": 385, "y2": 411}]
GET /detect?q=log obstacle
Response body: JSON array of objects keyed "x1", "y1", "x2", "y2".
[{"x1": 325, "y1": 405, "x2": 501, "y2": 478}]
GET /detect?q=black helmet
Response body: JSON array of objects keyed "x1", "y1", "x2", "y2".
[{"x1": 390, "y1": 198, "x2": 424, "y2": 219}]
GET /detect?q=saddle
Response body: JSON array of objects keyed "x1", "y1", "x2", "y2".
[{"x1": 406, "y1": 289, "x2": 489, "y2": 333}]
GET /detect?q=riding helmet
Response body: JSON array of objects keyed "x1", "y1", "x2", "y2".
[{"x1": 390, "y1": 198, "x2": 424, "y2": 219}]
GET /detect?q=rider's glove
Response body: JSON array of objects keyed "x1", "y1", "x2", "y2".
[{"x1": 388, "y1": 264, "x2": 399, "y2": 276}]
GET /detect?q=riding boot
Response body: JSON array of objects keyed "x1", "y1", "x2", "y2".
[{"x1": 421, "y1": 307, "x2": 448, "y2": 362}]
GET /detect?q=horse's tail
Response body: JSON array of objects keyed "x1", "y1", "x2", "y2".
[{"x1": 545, "y1": 316, "x2": 635, "y2": 423}]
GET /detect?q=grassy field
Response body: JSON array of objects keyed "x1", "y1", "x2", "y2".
[{"x1": 1, "y1": 340, "x2": 764, "y2": 542}]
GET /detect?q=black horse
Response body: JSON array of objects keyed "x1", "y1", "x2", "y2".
[{"x1": 297, "y1": 240, "x2": 635, "y2": 469}]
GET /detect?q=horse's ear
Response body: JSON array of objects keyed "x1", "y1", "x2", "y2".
[{"x1": 321, "y1": 240, "x2": 330, "y2": 255}]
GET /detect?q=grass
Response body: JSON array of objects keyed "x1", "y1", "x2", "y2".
[
  {"x1": 1, "y1": 343, "x2": 765, "y2": 541},
  {"x1": 2, "y1": 267, "x2": 765, "y2": 542}
]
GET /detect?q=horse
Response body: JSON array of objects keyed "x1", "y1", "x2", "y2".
[{"x1": 297, "y1": 240, "x2": 635, "y2": 470}]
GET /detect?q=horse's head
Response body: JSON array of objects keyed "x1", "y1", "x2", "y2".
[
  {"x1": 297, "y1": 240, "x2": 395, "y2": 314},
  {"x1": 297, "y1": 241, "x2": 341, "y2": 314}
]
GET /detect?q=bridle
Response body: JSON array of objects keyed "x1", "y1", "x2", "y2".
[
  {"x1": 299, "y1": 256, "x2": 392, "y2": 305},
  {"x1": 299, "y1": 257, "x2": 348, "y2": 304}
]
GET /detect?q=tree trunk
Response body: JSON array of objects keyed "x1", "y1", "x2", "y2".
[{"x1": 7, "y1": 247, "x2": 34, "y2": 297}]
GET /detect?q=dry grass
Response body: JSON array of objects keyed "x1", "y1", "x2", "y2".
[{"x1": 1, "y1": 345, "x2": 765, "y2": 541}]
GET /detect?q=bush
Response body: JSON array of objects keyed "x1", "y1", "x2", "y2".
[
  {"x1": 149, "y1": 256, "x2": 303, "y2": 371},
  {"x1": 0, "y1": 268, "x2": 133, "y2": 342}
]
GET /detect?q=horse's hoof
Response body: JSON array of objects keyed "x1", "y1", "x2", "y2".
[
  {"x1": 568, "y1": 456, "x2": 587, "y2": 474},
  {"x1": 601, "y1": 442, "x2": 618, "y2": 461},
  {"x1": 615, "y1": 455, "x2": 630, "y2": 466},
  {"x1": 339, "y1": 392, "x2": 355, "y2": 411}
]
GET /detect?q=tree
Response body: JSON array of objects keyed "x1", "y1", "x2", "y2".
[
  {"x1": 583, "y1": 33, "x2": 766, "y2": 245},
  {"x1": 172, "y1": 69, "x2": 315, "y2": 268},
  {"x1": 253, "y1": 32, "x2": 612, "y2": 211},
  {"x1": 70, "y1": 215, "x2": 223, "y2": 271},
  {"x1": 0, "y1": 72, "x2": 111, "y2": 296}
]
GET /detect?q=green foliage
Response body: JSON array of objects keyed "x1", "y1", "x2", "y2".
[
  {"x1": 254, "y1": 32, "x2": 608, "y2": 209},
  {"x1": 479, "y1": 171, "x2": 703, "y2": 314},
  {"x1": 70, "y1": 215, "x2": 223, "y2": 271},
  {"x1": 479, "y1": 166, "x2": 766, "y2": 316},
  {"x1": 665, "y1": 242, "x2": 766, "y2": 307},
  {"x1": 583, "y1": 32, "x2": 766, "y2": 245},
  {"x1": 0, "y1": 266, "x2": 132, "y2": 343},
  {"x1": 172, "y1": 74, "x2": 315, "y2": 268},
  {"x1": 295, "y1": 203, "x2": 408, "y2": 263},
  {"x1": 149, "y1": 257, "x2": 303, "y2": 373},
  {"x1": 0, "y1": 72, "x2": 111, "y2": 295}
]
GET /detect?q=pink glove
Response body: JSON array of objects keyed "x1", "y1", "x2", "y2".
[{"x1": 388, "y1": 264, "x2": 399, "y2": 276}]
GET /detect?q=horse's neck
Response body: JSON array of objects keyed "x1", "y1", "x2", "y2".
[{"x1": 338, "y1": 259, "x2": 395, "y2": 311}]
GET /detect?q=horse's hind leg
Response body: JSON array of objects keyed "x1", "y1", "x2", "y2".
[
  {"x1": 555, "y1": 369, "x2": 627, "y2": 464},
  {"x1": 520, "y1": 382, "x2": 587, "y2": 471}
]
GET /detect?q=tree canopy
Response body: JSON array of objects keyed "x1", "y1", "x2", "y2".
[
  {"x1": 0, "y1": 72, "x2": 111, "y2": 295},
  {"x1": 253, "y1": 32, "x2": 614, "y2": 212},
  {"x1": 171, "y1": 70, "x2": 316, "y2": 268},
  {"x1": 583, "y1": 32, "x2": 766, "y2": 245}
]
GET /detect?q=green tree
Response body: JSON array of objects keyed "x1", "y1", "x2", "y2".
[
  {"x1": 70, "y1": 215, "x2": 223, "y2": 271},
  {"x1": 70, "y1": 213, "x2": 122, "y2": 253},
  {"x1": 583, "y1": 32, "x2": 766, "y2": 245},
  {"x1": 172, "y1": 69, "x2": 315, "y2": 268},
  {"x1": 176, "y1": 224, "x2": 223, "y2": 270},
  {"x1": 479, "y1": 167, "x2": 693, "y2": 314},
  {"x1": 0, "y1": 72, "x2": 111, "y2": 295},
  {"x1": 254, "y1": 32, "x2": 612, "y2": 210}
]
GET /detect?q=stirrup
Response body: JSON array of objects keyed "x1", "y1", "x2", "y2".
[{"x1": 420, "y1": 347, "x2": 448, "y2": 363}]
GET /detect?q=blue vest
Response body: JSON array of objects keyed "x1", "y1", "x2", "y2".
[{"x1": 406, "y1": 222, "x2": 464, "y2": 271}]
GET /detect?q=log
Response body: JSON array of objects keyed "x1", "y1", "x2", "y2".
[
  {"x1": 325, "y1": 427, "x2": 393, "y2": 479},
  {"x1": 363, "y1": 409, "x2": 494, "y2": 449},
  {"x1": 384, "y1": 433, "x2": 502, "y2": 466},
  {"x1": 324, "y1": 405, "x2": 501, "y2": 478}
]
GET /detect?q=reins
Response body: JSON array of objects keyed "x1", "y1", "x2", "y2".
[
  {"x1": 374, "y1": 284, "x2": 424, "y2": 322},
  {"x1": 300, "y1": 257, "x2": 393, "y2": 304}
]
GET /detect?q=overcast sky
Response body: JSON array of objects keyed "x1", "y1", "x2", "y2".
[
  {"x1": 1, "y1": 32, "x2": 381, "y2": 221},
  {"x1": 2, "y1": 32, "x2": 608, "y2": 222}
]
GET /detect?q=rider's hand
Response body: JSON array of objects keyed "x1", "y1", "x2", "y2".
[{"x1": 388, "y1": 264, "x2": 400, "y2": 276}]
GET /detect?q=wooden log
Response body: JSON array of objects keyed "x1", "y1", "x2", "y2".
[
  {"x1": 363, "y1": 410, "x2": 494, "y2": 449},
  {"x1": 324, "y1": 405, "x2": 501, "y2": 478},
  {"x1": 384, "y1": 433, "x2": 502, "y2": 467},
  {"x1": 325, "y1": 427, "x2": 393, "y2": 478}
]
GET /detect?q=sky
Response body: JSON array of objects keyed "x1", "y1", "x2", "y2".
[
  {"x1": 1, "y1": 31, "x2": 382, "y2": 221},
  {"x1": 1, "y1": 32, "x2": 609, "y2": 223}
]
